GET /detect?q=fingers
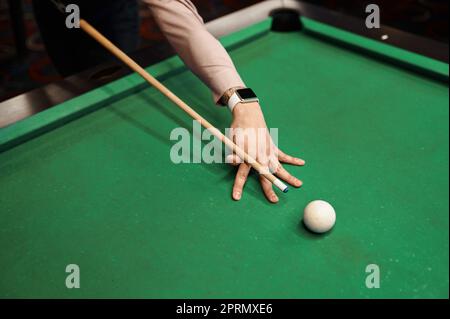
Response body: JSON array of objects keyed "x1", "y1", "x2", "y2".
[
  {"x1": 267, "y1": 155, "x2": 302, "y2": 188},
  {"x1": 274, "y1": 163, "x2": 303, "y2": 188},
  {"x1": 232, "y1": 163, "x2": 251, "y2": 201},
  {"x1": 226, "y1": 154, "x2": 243, "y2": 166},
  {"x1": 277, "y1": 149, "x2": 305, "y2": 166},
  {"x1": 228, "y1": 127, "x2": 304, "y2": 202},
  {"x1": 260, "y1": 175, "x2": 279, "y2": 203}
]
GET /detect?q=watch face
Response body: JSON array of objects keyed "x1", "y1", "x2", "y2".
[{"x1": 237, "y1": 88, "x2": 257, "y2": 100}]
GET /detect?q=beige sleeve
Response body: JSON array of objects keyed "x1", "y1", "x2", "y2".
[{"x1": 142, "y1": 0, "x2": 245, "y2": 103}]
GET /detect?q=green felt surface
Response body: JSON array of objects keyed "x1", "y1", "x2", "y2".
[{"x1": 0, "y1": 18, "x2": 448, "y2": 298}]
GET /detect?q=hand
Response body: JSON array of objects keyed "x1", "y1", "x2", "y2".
[{"x1": 227, "y1": 102, "x2": 305, "y2": 203}]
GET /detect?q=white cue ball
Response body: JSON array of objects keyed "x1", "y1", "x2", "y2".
[{"x1": 303, "y1": 200, "x2": 336, "y2": 233}]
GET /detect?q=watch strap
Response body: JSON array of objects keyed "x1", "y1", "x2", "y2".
[
  {"x1": 227, "y1": 93, "x2": 242, "y2": 112},
  {"x1": 221, "y1": 86, "x2": 245, "y2": 106}
]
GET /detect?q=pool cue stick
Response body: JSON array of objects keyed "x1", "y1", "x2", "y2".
[{"x1": 79, "y1": 19, "x2": 289, "y2": 193}]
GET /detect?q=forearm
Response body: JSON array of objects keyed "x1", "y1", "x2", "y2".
[{"x1": 143, "y1": 0, "x2": 245, "y2": 103}]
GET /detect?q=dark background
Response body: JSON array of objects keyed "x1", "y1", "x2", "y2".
[
  {"x1": 303, "y1": 0, "x2": 448, "y2": 42},
  {"x1": 0, "y1": 0, "x2": 448, "y2": 103}
]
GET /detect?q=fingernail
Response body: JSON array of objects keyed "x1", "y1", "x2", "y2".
[
  {"x1": 298, "y1": 159, "x2": 306, "y2": 165},
  {"x1": 271, "y1": 195, "x2": 279, "y2": 203},
  {"x1": 233, "y1": 192, "x2": 241, "y2": 200}
]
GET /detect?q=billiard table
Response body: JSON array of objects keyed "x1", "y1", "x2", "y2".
[{"x1": 0, "y1": 0, "x2": 448, "y2": 298}]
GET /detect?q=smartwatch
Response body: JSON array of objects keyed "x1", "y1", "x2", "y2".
[{"x1": 227, "y1": 88, "x2": 259, "y2": 112}]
